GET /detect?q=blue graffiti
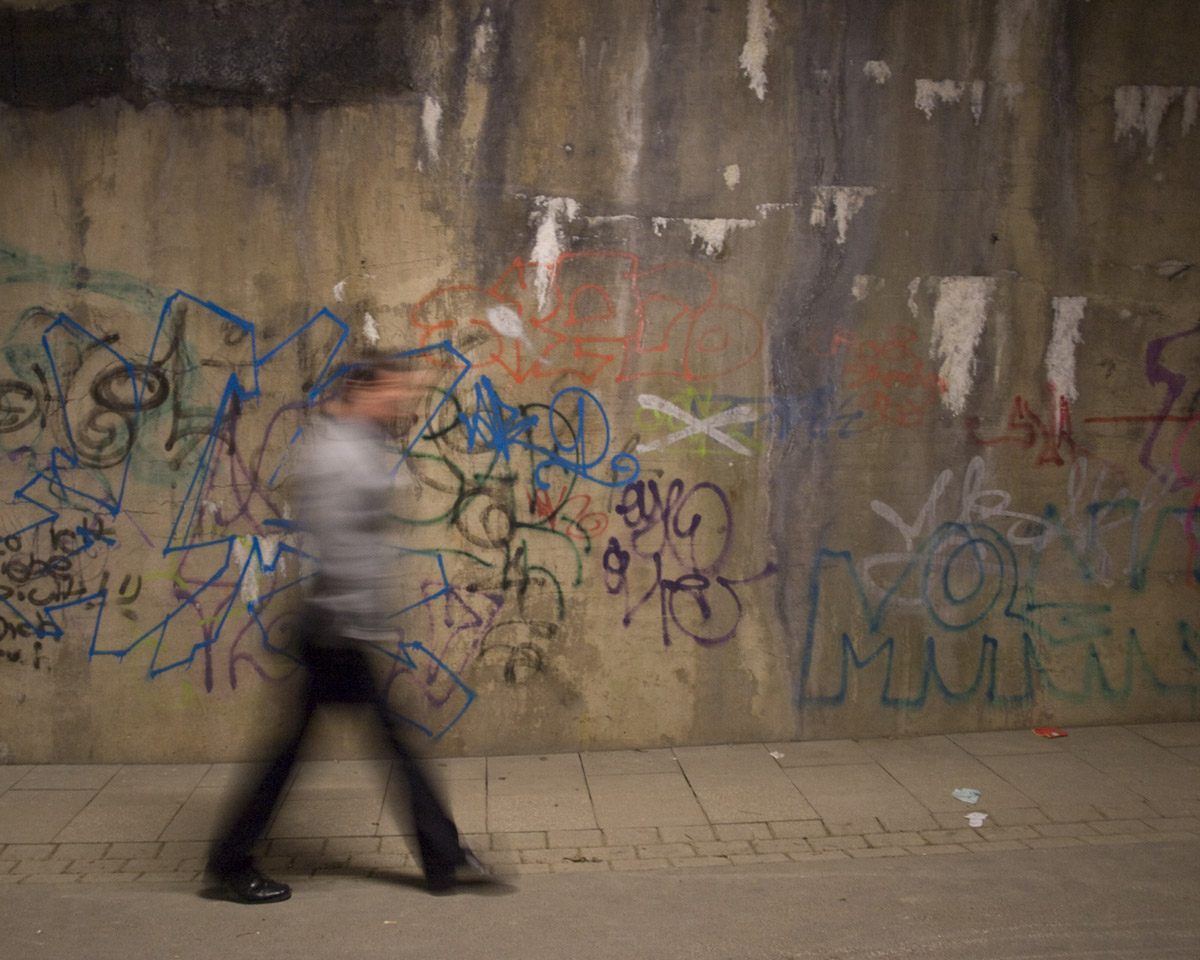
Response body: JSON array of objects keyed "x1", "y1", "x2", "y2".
[
  {"x1": 460, "y1": 374, "x2": 639, "y2": 490},
  {"x1": 0, "y1": 286, "x2": 477, "y2": 736},
  {"x1": 799, "y1": 520, "x2": 1200, "y2": 711}
]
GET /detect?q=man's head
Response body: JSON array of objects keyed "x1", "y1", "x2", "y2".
[{"x1": 340, "y1": 356, "x2": 436, "y2": 429}]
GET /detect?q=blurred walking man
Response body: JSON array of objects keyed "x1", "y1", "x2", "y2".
[{"x1": 207, "y1": 357, "x2": 483, "y2": 903}]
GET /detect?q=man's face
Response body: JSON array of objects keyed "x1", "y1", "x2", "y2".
[{"x1": 353, "y1": 370, "x2": 435, "y2": 429}]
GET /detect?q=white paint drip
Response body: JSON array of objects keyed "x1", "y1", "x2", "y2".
[
  {"x1": 486, "y1": 304, "x2": 531, "y2": 346},
  {"x1": 333, "y1": 277, "x2": 348, "y2": 303},
  {"x1": 1046, "y1": 297, "x2": 1086, "y2": 405},
  {"x1": 232, "y1": 536, "x2": 281, "y2": 605},
  {"x1": 809, "y1": 186, "x2": 876, "y2": 244},
  {"x1": 906, "y1": 277, "x2": 922, "y2": 319},
  {"x1": 362, "y1": 311, "x2": 380, "y2": 345},
  {"x1": 756, "y1": 202, "x2": 799, "y2": 216},
  {"x1": 473, "y1": 8, "x2": 496, "y2": 59},
  {"x1": 970, "y1": 80, "x2": 986, "y2": 124},
  {"x1": 863, "y1": 60, "x2": 891, "y2": 84},
  {"x1": 851, "y1": 275, "x2": 883, "y2": 302},
  {"x1": 530, "y1": 196, "x2": 581, "y2": 313},
  {"x1": 1114, "y1": 85, "x2": 1200, "y2": 153},
  {"x1": 1002, "y1": 83, "x2": 1025, "y2": 113},
  {"x1": 928, "y1": 277, "x2": 996, "y2": 416},
  {"x1": 724, "y1": 164, "x2": 742, "y2": 189},
  {"x1": 682, "y1": 218, "x2": 757, "y2": 256},
  {"x1": 738, "y1": 0, "x2": 775, "y2": 101},
  {"x1": 915, "y1": 79, "x2": 966, "y2": 119},
  {"x1": 421, "y1": 95, "x2": 442, "y2": 163}
]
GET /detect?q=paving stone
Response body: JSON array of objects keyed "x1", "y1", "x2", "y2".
[
  {"x1": 105, "y1": 842, "x2": 162, "y2": 859},
  {"x1": 135, "y1": 871, "x2": 201, "y2": 882},
  {"x1": 379, "y1": 837, "x2": 416, "y2": 856},
  {"x1": 729, "y1": 853, "x2": 789, "y2": 865},
  {"x1": 905, "y1": 844, "x2": 967, "y2": 855},
  {"x1": 1, "y1": 844, "x2": 56, "y2": 860},
  {"x1": 789, "y1": 850, "x2": 849, "y2": 862},
  {"x1": 985, "y1": 808, "x2": 1050, "y2": 827},
  {"x1": 17, "y1": 859, "x2": 70, "y2": 874},
  {"x1": 490, "y1": 832, "x2": 548, "y2": 851},
  {"x1": 461, "y1": 833, "x2": 491, "y2": 851},
  {"x1": 979, "y1": 825, "x2": 1038, "y2": 841},
  {"x1": 769, "y1": 820, "x2": 828, "y2": 839},
  {"x1": 325, "y1": 837, "x2": 383, "y2": 855},
  {"x1": 80, "y1": 872, "x2": 139, "y2": 883},
  {"x1": 477, "y1": 850, "x2": 522, "y2": 865},
  {"x1": 491, "y1": 862, "x2": 550, "y2": 876},
  {"x1": 920, "y1": 829, "x2": 978, "y2": 845},
  {"x1": 932, "y1": 811, "x2": 979, "y2": 830},
  {"x1": 752, "y1": 838, "x2": 812, "y2": 855},
  {"x1": 70, "y1": 859, "x2": 129, "y2": 874},
  {"x1": 550, "y1": 860, "x2": 611, "y2": 873},
  {"x1": 1040, "y1": 804, "x2": 1103, "y2": 823},
  {"x1": 602, "y1": 827, "x2": 660, "y2": 845},
  {"x1": 1143, "y1": 817, "x2": 1200, "y2": 833},
  {"x1": 519, "y1": 847, "x2": 581, "y2": 864},
  {"x1": 159, "y1": 841, "x2": 210, "y2": 860},
  {"x1": 712, "y1": 823, "x2": 770, "y2": 842},
  {"x1": 348, "y1": 853, "x2": 409, "y2": 869},
  {"x1": 22, "y1": 872, "x2": 82, "y2": 883},
  {"x1": 1148, "y1": 799, "x2": 1200, "y2": 818},
  {"x1": 659, "y1": 825, "x2": 716, "y2": 843},
  {"x1": 636, "y1": 843, "x2": 695, "y2": 859},
  {"x1": 962, "y1": 840, "x2": 1028, "y2": 853},
  {"x1": 863, "y1": 832, "x2": 925, "y2": 848},
  {"x1": 51, "y1": 843, "x2": 109, "y2": 860},
  {"x1": 1080, "y1": 834, "x2": 1142, "y2": 845},
  {"x1": 269, "y1": 838, "x2": 325, "y2": 856},
  {"x1": 824, "y1": 818, "x2": 883, "y2": 836},
  {"x1": 1087, "y1": 819, "x2": 1153, "y2": 835},
  {"x1": 125, "y1": 858, "x2": 182, "y2": 873},
  {"x1": 693, "y1": 840, "x2": 753, "y2": 857},
  {"x1": 1024, "y1": 836, "x2": 1087, "y2": 849},
  {"x1": 1141, "y1": 831, "x2": 1200, "y2": 843},
  {"x1": 609, "y1": 858, "x2": 670, "y2": 872},
  {"x1": 1034, "y1": 822, "x2": 1097, "y2": 838},
  {"x1": 547, "y1": 829, "x2": 604, "y2": 847},
  {"x1": 809, "y1": 835, "x2": 866, "y2": 852},
  {"x1": 847, "y1": 847, "x2": 910, "y2": 858},
  {"x1": 580, "y1": 845, "x2": 635, "y2": 861},
  {"x1": 670, "y1": 856, "x2": 730, "y2": 868}
]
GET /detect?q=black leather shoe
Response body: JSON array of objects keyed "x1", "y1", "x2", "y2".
[
  {"x1": 213, "y1": 866, "x2": 291, "y2": 904},
  {"x1": 426, "y1": 847, "x2": 489, "y2": 895}
]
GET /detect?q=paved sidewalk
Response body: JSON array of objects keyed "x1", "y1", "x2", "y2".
[{"x1": 1, "y1": 722, "x2": 1197, "y2": 886}]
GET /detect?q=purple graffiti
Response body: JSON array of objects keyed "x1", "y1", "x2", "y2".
[{"x1": 602, "y1": 477, "x2": 776, "y2": 646}]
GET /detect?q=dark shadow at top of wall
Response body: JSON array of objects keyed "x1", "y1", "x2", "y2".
[{"x1": 1, "y1": 0, "x2": 432, "y2": 109}]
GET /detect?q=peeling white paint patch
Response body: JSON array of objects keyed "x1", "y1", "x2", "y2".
[
  {"x1": 863, "y1": 60, "x2": 891, "y2": 84},
  {"x1": 1002, "y1": 83, "x2": 1025, "y2": 112},
  {"x1": 530, "y1": 196, "x2": 581, "y2": 312},
  {"x1": 852, "y1": 275, "x2": 884, "y2": 301},
  {"x1": 738, "y1": 0, "x2": 775, "y2": 101},
  {"x1": 421, "y1": 95, "x2": 442, "y2": 163},
  {"x1": 1114, "y1": 85, "x2": 1200, "y2": 153},
  {"x1": 486, "y1": 304, "x2": 531, "y2": 346},
  {"x1": 333, "y1": 277, "x2": 348, "y2": 303},
  {"x1": 473, "y1": 8, "x2": 496, "y2": 59},
  {"x1": 756, "y1": 202, "x2": 799, "y2": 217},
  {"x1": 682, "y1": 218, "x2": 757, "y2": 256},
  {"x1": 970, "y1": 80, "x2": 986, "y2": 124},
  {"x1": 928, "y1": 277, "x2": 996, "y2": 416},
  {"x1": 652, "y1": 217, "x2": 668, "y2": 236},
  {"x1": 907, "y1": 277, "x2": 922, "y2": 319},
  {"x1": 810, "y1": 186, "x2": 876, "y2": 244},
  {"x1": 362, "y1": 311, "x2": 380, "y2": 345},
  {"x1": 915, "y1": 79, "x2": 966, "y2": 118},
  {"x1": 1046, "y1": 297, "x2": 1086, "y2": 403},
  {"x1": 232, "y1": 536, "x2": 281, "y2": 605},
  {"x1": 724, "y1": 164, "x2": 742, "y2": 189}
]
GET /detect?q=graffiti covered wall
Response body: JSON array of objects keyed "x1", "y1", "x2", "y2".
[{"x1": 0, "y1": 0, "x2": 1196, "y2": 761}]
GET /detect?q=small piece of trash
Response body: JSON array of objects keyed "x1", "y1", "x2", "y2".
[
  {"x1": 952, "y1": 788, "x2": 981, "y2": 805},
  {"x1": 1033, "y1": 727, "x2": 1068, "y2": 738},
  {"x1": 768, "y1": 751, "x2": 785, "y2": 760},
  {"x1": 384, "y1": 921, "x2": 398, "y2": 925},
  {"x1": 965, "y1": 812, "x2": 988, "y2": 828}
]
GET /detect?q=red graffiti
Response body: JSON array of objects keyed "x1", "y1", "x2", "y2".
[
  {"x1": 967, "y1": 392, "x2": 1084, "y2": 466},
  {"x1": 808, "y1": 324, "x2": 945, "y2": 428},
  {"x1": 529, "y1": 485, "x2": 609, "y2": 542},
  {"x1": 410, "y1": 252, "x2": 763, "y2": 385}
]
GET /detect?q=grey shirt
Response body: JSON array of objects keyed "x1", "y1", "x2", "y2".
[{"x1": 296, "y1": 415, "x2": 401, "y2": 643}]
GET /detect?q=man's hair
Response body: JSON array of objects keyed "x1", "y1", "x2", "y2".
[{"x1": 344, "y1": 353, "x2": 422, "y2": 386}]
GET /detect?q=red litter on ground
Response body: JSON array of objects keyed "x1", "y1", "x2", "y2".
[{"x1": 1033, "y1": 727, "x2": 1068, "y2": 738}]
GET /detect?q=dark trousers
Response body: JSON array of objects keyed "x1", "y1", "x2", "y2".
[{"x1": 209, "y1": 613, "x2": 462, "y2": 882}]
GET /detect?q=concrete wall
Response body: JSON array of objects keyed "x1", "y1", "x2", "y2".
[{"x1": 0, "y1": 0, "x2": 1197, "y2": 762}]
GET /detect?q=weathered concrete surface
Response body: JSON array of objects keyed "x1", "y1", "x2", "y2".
[
  {"x1": 0, "y1": 1, "x2": 1197, "y2": 761},
  {"x1": 3, "y1": 843, "x2": 1199, "y2": 960}
]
